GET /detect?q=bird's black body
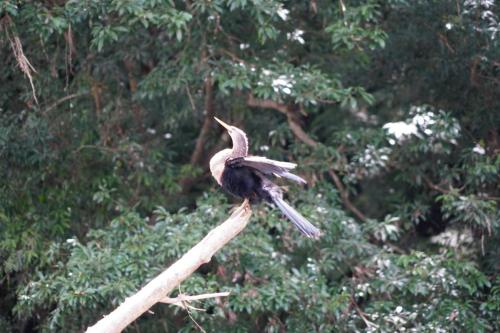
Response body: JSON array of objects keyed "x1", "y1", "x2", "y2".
[
  {"x1": 210, "y1": 117, "x2": 321, "y2": 238},
  {"x1": 220, "y1": 160, "x2": 320, "y2": 237},
  {"x1": 221, "y1": 165, "x2": 271, "y2": 203}
]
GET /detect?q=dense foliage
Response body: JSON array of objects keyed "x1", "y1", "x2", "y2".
[{"x1": 1, "y1": 0, "x2": 498, "y2": 332}]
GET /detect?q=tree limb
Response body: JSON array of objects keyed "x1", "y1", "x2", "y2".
[
  {"x1": 328, "y1": 169, "x2": 367, "y2": 222},
  {"x1": 246, "y1": 95, "x2": 318, "y2": 147},
  {"x1": 161, "y1": 291, "x2": 231, "y2": 309},
  {"x1": 350, "y1": 296, "x2": 378, "y2": 329},
  {"x1": 43, "y1": 92, "x2": 88, "y2": 114},
  {"x1": 246, "y1": 94, "x2": 288, "y2": 114},
  {"x1": 85, "y1": 200, "x2": 252, "y2": 333},
  {"x1": 422, "y1": 175, "x2": 453, "y2": 194},
  {"x1": 286, "y1": 112, "x2": 319, "y2": 148},
  {"x1": 190, "y1": 76, "x2": 215, "y2": 165},
  {"x1": 124, "y1": 58, "x2": 144, "y2": 127}
]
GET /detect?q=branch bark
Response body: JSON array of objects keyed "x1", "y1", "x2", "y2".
[
  {"x1": 246, "y1": 95, "x2": 318, "y2": 147},
  {"x1": 85, "y1": 200, "x2": 252, "y2": 333},
  {"x1": 246, "y1": 94, "x2": 288, "y2": 114},
  {"x1": 124, "y1": 58, "x2": 144, "y2": 128},
  {"x1": 161, "y1": 291, "x2": 231, "y2": 309},
  {"x1": 43, "y1": 92, "x2": 88, "y2": 114},
  {"x1": 327, "y1": 169, "x2": 367, "y2": 222},
  {"x1": 286, "y1": 111, "x2": 319, "y2": 148},
  {"x1": 190, "y1": 76, "x2": 215, "y2": 165}
]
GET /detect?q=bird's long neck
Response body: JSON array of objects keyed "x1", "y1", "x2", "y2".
[{"x1": 229, "y1": 130, "x2": 248, "y2": 158}]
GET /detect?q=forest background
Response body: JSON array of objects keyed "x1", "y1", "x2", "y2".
[{"x1": 0, "y1": 0, "x2": 499, "y2": 332}]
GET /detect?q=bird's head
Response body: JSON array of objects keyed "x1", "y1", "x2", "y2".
[{"x1": 214, "y1": 117, "x2": 248, "y2": 157}]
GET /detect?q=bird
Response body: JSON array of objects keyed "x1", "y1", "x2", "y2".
[{"x1": 209, "y1": 117, "x2": 321, "y2": 238}]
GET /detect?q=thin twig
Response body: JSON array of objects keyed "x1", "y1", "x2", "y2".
[
  {"x1": 220, "y1": 48, "x2": 245, "y2": 63},
  {"x1": 437, "y1": 32, "x2": 455, "y2": 53},
  {"x1": 185, "y1": 85, "x2": 197, "y2": 114},
  {"x1": 184, "y1": 301, "x2": 207, "y2": 333},
  {"x1": 161, "y1": 292, "x2": 231, "y2": 307},
  {"x1": 43, "y1": 92, "x2": 88, "y2": 114},
  {"x1": 351, "y1": 296, "x2": 378, "y2": 329},
  {"x1": 2, "y1": 16, "x2": 38, "y2": 104}
]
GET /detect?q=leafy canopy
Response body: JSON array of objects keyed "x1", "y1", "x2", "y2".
[{"x1": 0, "y1": 0, "x2": 498, "y2": 332}]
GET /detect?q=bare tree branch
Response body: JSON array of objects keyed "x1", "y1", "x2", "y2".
[
  {"x1": 1, "y1": 15, "x2": 38, "y2": 105},
  {"x1": 86, "y1": 201, "x2": 252, "y2": 333},
  {"x1": 161, "y1": 291, "x2": 231, "y2": 309}
]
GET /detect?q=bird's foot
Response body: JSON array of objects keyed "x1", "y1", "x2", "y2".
[
  {"x1": 229, "y1": 199, "x2": 251, "y2": 215},
  {"x1": 242, "y1": 199, "x2": 251, "y2": 211}
]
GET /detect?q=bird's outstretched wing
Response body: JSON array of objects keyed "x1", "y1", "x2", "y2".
[{"x1": 227, "y1": 155, "x2": 307, "y2": 184}]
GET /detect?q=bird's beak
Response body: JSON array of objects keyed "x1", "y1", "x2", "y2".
[{"x1": 214, "y1": 117, "x2": 231, "y2": 130}]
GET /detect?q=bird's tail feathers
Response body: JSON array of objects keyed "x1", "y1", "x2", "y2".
[{"x1": 272, "y1": 196, "x2": 321, "y2": 238}]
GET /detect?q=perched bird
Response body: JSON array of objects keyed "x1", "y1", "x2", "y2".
[{"x1": 210, "y1": 117, "x2": 321, "y2": 238}]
